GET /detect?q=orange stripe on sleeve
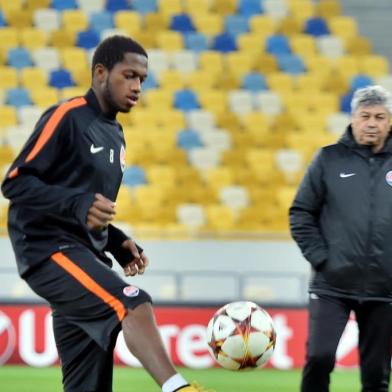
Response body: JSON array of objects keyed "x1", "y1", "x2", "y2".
[
  {"x1": 25, "y1": 97, "x2": 87, "y2": 162},
  {"x1": 8, "y1": 167, "x2": 19, "y2": 179},
  {"x1": 51, "y1": 252, "x2": 127, "y2": 322}
]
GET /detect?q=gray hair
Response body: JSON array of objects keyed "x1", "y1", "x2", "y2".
[{"x1": 351, "y1": 85, "x2": 392, "y2": 114}]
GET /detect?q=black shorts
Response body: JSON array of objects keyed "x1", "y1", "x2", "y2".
[{"x1": 25, "y1": 245, "x2": 152, "y2": 392}]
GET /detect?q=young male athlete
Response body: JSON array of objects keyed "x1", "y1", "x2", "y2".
[{"x1": 2, "y1": 35, "x2": 211, "y2": 392}]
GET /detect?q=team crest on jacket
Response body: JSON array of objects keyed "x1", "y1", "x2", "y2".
[
  {"x1": 123, "y1": 285, "x2": 139, "y2": 297},
  {"x1": 120, "y1": 145, "x2": 126, "y2": 172},
  {"x1": 386, "y1": 171, "x2": 392, "y2": 186}
]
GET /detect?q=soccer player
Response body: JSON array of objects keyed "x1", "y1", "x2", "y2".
[
  {"x1": 1, "y1": 35, "x2": 211, "y2": 392},
  {"x1": 290, "y1": 85, "x2": 392, "y2": 392}
]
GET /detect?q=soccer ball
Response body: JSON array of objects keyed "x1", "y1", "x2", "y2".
[{"x1": 206, "y1": 301, "x2": 276, "y2": 370}]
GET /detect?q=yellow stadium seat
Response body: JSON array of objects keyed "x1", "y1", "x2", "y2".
[
  {"x1": 158, "y1": 69, "x2": 186, "y2": 91},
  {"x1": 0, "y1": 67, "x2": 18, "y2": 89},
  {"x1": 156, "y1": 31, "x2": 184, "y2": 51},
  {"x1": 316, "y1": 0, "x2": 342, "y2": 19},
  {"x1": 198, "y1": 89, "x2": 227, "y2": 114},
  {"x1": 0, "y1": 145, "x2": 15, "y2": 166},
  {"x1": 114, "y1": 11, "x2": 142, "y2": 36},
  {"x1": 210, "y1": 0, "x2": 237, "y2": 15},
  {"x1": 60, "y1": 47, "x2": 89, "y2": 73},
  {"x1": 332, "y1": 55, "x2": 360, "y2": 80},
  {"x1": 72, "y1": 68, "x2": 91, "y2": 88},
  {"x1": 19, "y1": 28, "x2": 48, "y2": 49},
  {"x1": 158, "y1": 0, "x2": 183, "y2": 17},
  {"x1": 237, "y1": 33, "x2": 265, "y2": 54},
  {"x1": 146, "y1": 165, "x2": 177, "y2": 188},
  {"x1": 142, "y1": 89, "x2": 173, "y2": 109},
  {"x1": 183, "y1": 0, "x2": 210, "y2": 15},
  {"x1": 277, "y1": 15, "x2": 303, "y2": 35},
  {"x1": 328, "y1": 16, "x2": 358, "y2": 40},
  {"x1": 5, "y1": 9, "x2": 33, "y2": 28},
  {"x1": 249, "y1": 15, "x2": 277, "y2": 35},
  {"x1": 60, "y1": 87, "x2": 86, "y2": 100},
  {"x1": 345, "y1": 36, "x2": 372, "y2": 55},
  {"x1": 241, "y1": 112, "x2": 270, "y2": 133},
  {"x1": 26, "y1": 0, "x2": 51, "y2": 10},
  {"x1": 61, "y1": 10, "x2": 89, "y2": 33},
  {"x1": 288, "y1": 0, "x2": 315, "y2": 23},
  {"x1": 290, "y1": 34, "x2": 317, "y2": 57},
  {"x1": 0, "y1": 106, "x2": 17, "y2": 127},
  {"x1": 30, "y1": 87, "x2": 59, "y2": 108},
  {"x1": 0, "y1": 28, "x2": 19, "y2": 50},
  {"x1": 133, "y1": 31, "x2": 157, "y2": 49},
  {"x1": 267, "y1": 72, "x2": 295, "y2": 93},
  {"x1": 205, "y1": 167, "x2": 234, "y2": 192},
  {"x1": 50, "y1": 30, "x2": 76, "y2": 48},
  {"x1": 295, "y1": 72, "x2": 325, "y2": 92},
  {"x1": 158, "y1": 109, "x2": 186, "y2": 130},
  {"x1": 205, "y1": 205, "x2": 235, "y2": 231},
  {"x1": 193, "y1": 14, "x2": 224, "y2": 36},
  {"x1": 225, "y1": 52, "x2": 256, "y2": 80},
  {"x1": 144, "y1": 12, "x2": 169, "y2": 32},
  {"x1": 359, "y1": 55, "x2": 389, "y2": 78},
  {"x1": 254, "y1": 53, "x2": 278, "y2": 74},
  {"x1": 0, "y1": 0, "x2": 24, "y2": 12},
  {"x1": 303, "y1": 54, "x2": 333, "y2": 74},
  {"x1": 20, "y1": 67, "x2": 48, "y2": 89},
  {"x1": 198, "y1": 51, "x2": 224, "y2": 73},
  {"x1": 186, "y1": 72, "x2": 216, "y2": 92}
]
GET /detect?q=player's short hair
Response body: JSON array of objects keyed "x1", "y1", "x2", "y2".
[
  {"x1": 351, "y1": 85, "x2": 392, "y2": 114},
  {"x1": 91, "y1": 35, "x2": 147, "y2": 73}
]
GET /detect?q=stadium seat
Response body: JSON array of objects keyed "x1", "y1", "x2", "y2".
[
  {"x1": 205, "y1": 205, "x2": 235, "y2": 231},
  {"x1": 185, "y1": 109, "x2": 215, "y2": 133},
  {"x1": 52, "y1": 0, "x2": 77, "y2": 11},
  {"x1": 173, "y1": 89, "x2": 200, "y2": 111},
  {"x1": 328, "y1": 15, "x2": 358, "y2": 40},
  {"x1": 156, "y1": 31, "x2": 184, "y2": 52},
  {"x1": 7, "y1": 48, "x2": 33, "y2": 69},
  {"x1": 263, "y1": 0, "x2": 289, "y2": 19},
  {"x1": 30, "y1": 86, "x2": 59, "y2": 107},
  {"x1": 50, "y1": 29, "x2": 76, "y2": 48},
  {"x1": 199, "y1": 129, "x2": 231, "y2": 152},
  {"x1": 219, "y1": 185, "x2": 249, "y2": 211},
  {"x1": 106, "y1": 0, "x2": 131, "y2": 12},
  {"x1": 0, "y1": 11, "x2": 5, "y2": 27},
  {"x1": 237, "y1": 33, "x2": 264, "y2": 53},
  {"x1": 316, "y1": 35, "x2": 345, "y2": 59},
  {"x1": 238, "y1": 0, "x2": 263, "y2": 17},
  {"x1": 275, "y1": 148, "x2": 304, "y2": 184},
  {"x1": 228, "y1": 90, "x2": 254, "y2": 115},
  {"x1": 32, "y1": 47, "x2": 60, "y2": 71},
  {"x1": 89, "y1": 11, "x2": 113, "y2": 33},
  {"x1": 326, "y1": 112, "x2": 350, "y2": 134},
  {"x1": 49, "y1": 68, "x2": 74, "y2": 88},
  {"x1": 188, "y1": 147, "x2": 221, "y2": 171},
  {"x1": 76, "y1": 30, "x2": 100, "y2": 49},
  {"x1": 170, "y1": 50, "x2": 198, "y2": 74},
  {"x1": 290, "y1": 34, "x2": 317, "y2": 57},
  {"x1": 5, "y1": 9, "x2": 33, "y2": 28},
  {"x1": 0, "y1": 67, "x2": 18, "y2": 89},
  {"x1": 193, "y1": 14, "x2": 224, "y2": 36},
  {"x1": 0, "y1": 105, "x2": 18, "y2": 127},
  {"x1": 359, "y1": 55, "x2": 389, "y2": 77},
  {"x1": 241, "y1": 72, "x2": 268, "y2": 92},
  {"x1": 266, "y1": 34, "x2": 292, "y2": 55},
  {"x1": 61, "y1": 47, "x2": 89, "y2": 73},
  {"x1": 122, "y1": 165, "x2": 147, "y2": 187},
  {"x1": 176, "y1": 203, "x2": 206, "y2": 229},
  {"x1": 224, "y1": 15, "x2": 249, "y2": 37},
  {"x1": 158, "y1": 0, "x2": 183, "y2": 17},
  {"x1": 350, "y1": 74, "x2": 374, "y2": 91},
  {"x1": 132, "y1": 0, "x2": 157, "y2": 15},
  {"x1": 184, "y1": 32, "x2": 209, "y2": 52},
  {"x1": 76, "y1": 0, "x2": 105, "y2": 13},
  {"x1": 177, "y1": 128, "x2": 204, "y2": 151},
  {"x1": 303, "y1": 16, "x2": 330, "y2": 36},
  {"x1": 20, "y1": 27, "x2": 48, "y2": 49},
  {"x1": 170, "y1": 13, "x2": 196, "y2": 33},
  {"x1": 277, "y1": 54, "x2": 306, "y2": 75},
  {"x1": 254, "y1": 90, "x2": 283, "y2": 115},
  {"x1": 5, "y1": 88, "x2": 32, "y2": 107},
  {"x1": 0, "y1": 28, "x2": 19, "y2": 49},
  {"x1": 316, "y1": 0, "x2": 342, "y2": 19},
  {"x1": 183, "y1": 0, "x2": 210, "y2": 15},
  {"x1": 33, "y1": 8, "x2": 60, "y2": 31},
  {"x1": 114, "y1": 11, "x2": 141, "y2": 36},
  {"x1": 17, "y1": 105, "x2": 43, "y2": 126},
  {"x1": 211, "y1": 32, "x2": 237, "y2": 53}
]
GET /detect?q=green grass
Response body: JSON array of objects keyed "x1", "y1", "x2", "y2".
[{"x1": 0, "y1": 365, "x2": 361, "y2": 391}]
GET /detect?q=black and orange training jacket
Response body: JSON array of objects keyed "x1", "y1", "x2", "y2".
[{"x1": 1, "y1": 89, "x2": 134, "y2": 277}]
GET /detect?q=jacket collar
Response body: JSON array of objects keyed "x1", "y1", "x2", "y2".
[
  {"x1": 85, "y1": 88, "x2": 117, "y2": 121},
  {"x1": 338, "y1": 124, "x2": 392, "y2": 155}
]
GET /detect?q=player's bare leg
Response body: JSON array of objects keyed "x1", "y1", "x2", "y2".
[{"x1": 122, "y1": 302, "x2": 177, "y2": 385}]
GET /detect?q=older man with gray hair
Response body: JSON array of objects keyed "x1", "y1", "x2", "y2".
[{"x1": 290, "y1": 85, "x2": 392, "y2": 392}]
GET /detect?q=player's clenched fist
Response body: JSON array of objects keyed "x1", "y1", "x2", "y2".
[
  {"x1": 87, "y1": 193, "x2": 116, "y2": 230},
  {"x1": 122, "y1": 239, "x2": 150, "y2": 276}
]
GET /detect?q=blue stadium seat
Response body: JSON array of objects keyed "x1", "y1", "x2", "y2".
[
  {"x1": 242, "y1": 72, "x2": 268, "y2": 91},
  {"x1": 238, "y1": 0, "x2": 263, "y2": 16},
  {"x1": 89, "y1": 11, "x2": 114, "y2": 34},
  {"x1": 177, "y1": 128, "x2": 204, "y2": 151},
  {"x1": 132, "y1": 0, "x2": 157, "y2": 15},
  {"x1": 173, "y1": 89, "x2": 200, "y2": 111},
  {"x1": 5, "y1": 88, "x2": 32, "y2": 107},
  {"x1": 106, "y1": 0, "x2": 131, "y2": 12},
  {"x1": 350, "y1": 74, "x2": 374, "y2": 91},
  {"x1": 170, "y1": 13, "x2": 196, "y2": 33},
  {"x1": 122, "y1": 165, "x2": 147, "y2": 187},
  {"x1": 277, "y1": 54, "x2": 306, "y2": 75},
  {"x1": 212, "y1": 32, "x2": 237, "y2": 52},
  {"x1": 142, "y1": 72, "x2": 159, "y2": 90},
  {"x1": 224, "y1": 15, "x2": 249, "y2": 37},
  {"x1": 7, "y1": 48, "x2": 33, "y2": 69},
  {"x1": 51, "y1": 0, "x2": 77, "y2": 11},
  {"x1": 304, "y1": 17, "x2": 330, "y2": 36},
  {"x1": 184, "y1": 32, "x2": 209, "y2": 52},
  {"x1": 77, "y1": 30, "x2": 100, "y2": 49},
  {"x1": 266, "y1": 35, "x2": 291, "y2": 55},
  {"x1": 49, "y1": 68, "x2": 74, "y2": 88},
  {"x1": 340, "y1": 91, "x2": 354, "y2": 113},
  {"x1": 0, "y1": 11, "x2": 6, "y2": 27}
]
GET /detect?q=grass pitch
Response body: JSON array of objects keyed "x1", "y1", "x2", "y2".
[{"x1": 0, "y1": 365, "x2": 361, "y2": 391}]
